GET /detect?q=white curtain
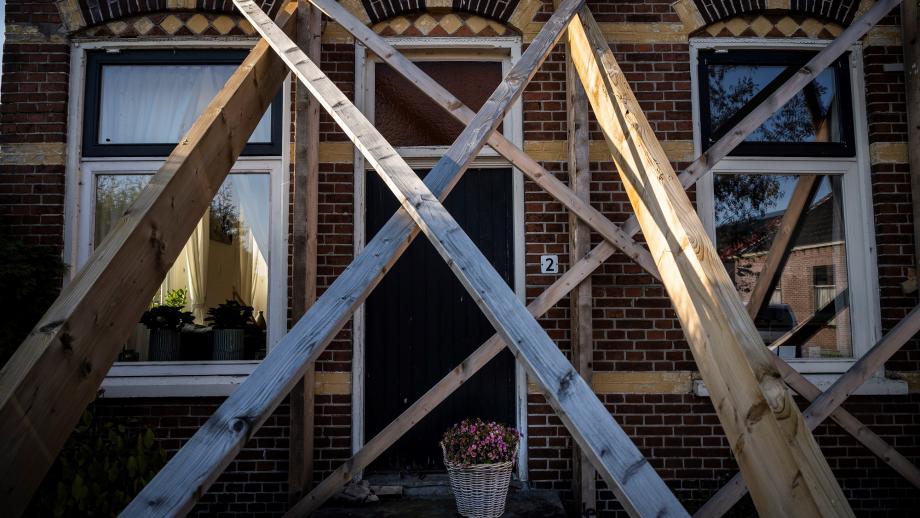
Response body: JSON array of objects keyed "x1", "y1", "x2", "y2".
[
  {"x1": 233, "y1": 175, "x2": 270, "y2": 317},
  {"x1": 185, "y1": 210, "x2": 210, "y2": 322},
  {"x1": 99, "y1": 64, "x2": 272, "y2": 144}
]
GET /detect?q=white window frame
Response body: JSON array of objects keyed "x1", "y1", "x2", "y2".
[
  {"x1": 690, "y1": 37, "x2": 904, "y2": 394},
  {"x1": 63, "y1": 39, "x2": 291, "y2": 398},
  {"x1": 352, "y1": 36, "x2": 529, "y2": 479}
]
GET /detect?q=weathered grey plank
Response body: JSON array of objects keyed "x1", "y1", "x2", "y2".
[
  {"x1": 234, "y1": 2, "x2": 684, "y2": 516},
  {"x1": 0, "y1": 5, "x2": 298, "y2": 515},
  {"x1": 287, "y1": 240, "x2": 619, "y2": 516},
  {"x1": 288, "y1": 0, "x2": 322, "y2": 502},
  {"x1": 124, "y1": 3, "x2": 687, "y2": 516},
  {"x1": 905, "y1": 0, "x2": 920, "y2": 285},
  {"x1": 569, "y1": 8, "x2": 853, "y2": 516},
  {"x1": 565, "y1": 25, "x2": 597, "y2": 515}
]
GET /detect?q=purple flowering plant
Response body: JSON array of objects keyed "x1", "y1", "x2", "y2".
[{"x1": 441, "y1": 418, "x2": 520, "y2": 466}]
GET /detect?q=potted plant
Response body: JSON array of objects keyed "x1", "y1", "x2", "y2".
[
  {"x1": 140, "y1": 305, "x2": 194, "y2": 361},
  {"x1": 206, "y1": 300, "x2": 254, "y2": 360},
  {"x1": 441, "y1": 418, "x2": 520, "y2": 518}
]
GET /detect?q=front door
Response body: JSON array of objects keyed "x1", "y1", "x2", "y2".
[{"x1": 364, "y1": 167, "x2": 517, "y2": 471}]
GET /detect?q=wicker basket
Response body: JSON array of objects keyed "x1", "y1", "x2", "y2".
[{"x1": 442, "y1": 443, "x2": 516, "y2": 518}]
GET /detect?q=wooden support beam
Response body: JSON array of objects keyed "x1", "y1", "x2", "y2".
[
  {"x1": 566, "y1": 28, "x2": 597, "y2": 517},
  {"x1": 0, "y1": 5, "x2": 297, "y2": 515},
  {"x1": 288, "y1": 0, "x2": 322, "y2": 502},
  {"x1": 124, "y1": 4, "x2": 686, "y2": 516},
  {"x1": 746, "y1": 175, "x2": 823, "y2": 319},
  {"x1": 288, "y1": 240, "x2": 620, "y2": 516},
  {"x1": 695, "y1": 305, "x2": 920, "y2": 517},
  {"x1": 305, "y1": 0, "x2": 658, "y2": 276},
  {"x1": 619, "y1": 0, "x2": 903, "y2": 238},
  {"x1": 905, "y1": 0, "x2": 920, "y2": 284},
  {"x1": 568, "y1": 9, "x2": 854, "y2": 517},
  {"x1": 234, "y1": 3, "x2": 685, "y2": 516},
  {"x1": 308, "y1": 0, "x2": 919, "y2": 509}
]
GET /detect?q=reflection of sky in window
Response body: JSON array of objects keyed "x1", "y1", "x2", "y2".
[
  {"x1": 708, "y1": 65, "x2": 837, "y2": 142},
  {"x1": 714, "y1": 174, "x2": 833, "y2": 226}
]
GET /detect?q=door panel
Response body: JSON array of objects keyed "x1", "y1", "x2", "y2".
[{"x1": 364, "y1": 167, "x2": 516, "y2": 471}]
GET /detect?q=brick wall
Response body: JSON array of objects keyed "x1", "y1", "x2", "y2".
[{"x1": 3, "y1": 0, "x2": 920, "y2": 516}]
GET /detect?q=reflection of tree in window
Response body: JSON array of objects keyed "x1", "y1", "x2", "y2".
[
  {"x1": 714, "y1": 173, "x2": 785, "y2": 284},
  {"x1": 209, "y1": 184, "x2": 239, "y2": 245},
  {"x1": 708, "y1": 64, "x2": 834, "y2": 143}
]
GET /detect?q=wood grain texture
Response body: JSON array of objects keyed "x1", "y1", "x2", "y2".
[
  {"x1": 288, "y1": 0, "x2": 322, "y2": 502},
  {"x1": 905, "y1": 0, "x2": 920, "y2": 282},
  {"x1": 0, "y1": 5, "x2": 297, "y2": 516},
  {"x1": 566, "y1": 32, "x2": 597, "y2": 517},
  {"x1": 306, "y1": 0, "x2": 659, "y2": 277},
  {"x1": 696, "y1": 305, "x2": 920, "y2": 517},
  {"x1": 619, "y1": 0, "x2": 903, "y2": 239},
  {"x1": 569, "y1": 9, "x2": 853, "y2": 517},
  {"x1": 745, "y1": 175, "x2": 822, "y2": 319},
  {"x1": 124, "y1": 3, "x2": 680, "y2": 516},
  {"x1": 288, "y1": 240, "x2": 620, "y2": 516},
  {"x1": 237, "y1": 2, "x2": 684, "y2": 515}
]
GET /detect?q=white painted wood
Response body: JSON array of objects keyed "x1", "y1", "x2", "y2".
[
  {"x1": 0, "y1": 5, "x2": 299, "y2": 515},
  {"x1": 289, "y1": 240, "x2": 620, "y2": 516},
  {"x1": 569, "y1": 8, "x2": 853, "y2": 516}
]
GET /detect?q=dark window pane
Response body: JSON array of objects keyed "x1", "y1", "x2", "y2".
[{"x1": 374, "y1": 61, "x2": 503, "y2": 147}]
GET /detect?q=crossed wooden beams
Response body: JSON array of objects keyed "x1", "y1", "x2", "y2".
[{"x1": 0, "y1": 0, "x2": 916, "y2": 516}]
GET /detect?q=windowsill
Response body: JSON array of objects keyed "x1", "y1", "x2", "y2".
[
  {"x1": 692, "y1": 373, "x2": 908, "y2": 398},
  {"x1": 100, "y1": 361, "x2": 258, "y2": 398}
]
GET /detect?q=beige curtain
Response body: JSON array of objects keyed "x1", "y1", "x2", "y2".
[
  {"x1": 185, "y1": 210, "x2": 210, "y2": 322},
  {"x1": 238, "y1": 230, "x2": 268, "y2": 317}
]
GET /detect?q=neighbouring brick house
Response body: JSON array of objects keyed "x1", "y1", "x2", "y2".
[{"x1": 2, "y1": 0, "x2": 919, "y2": 516}]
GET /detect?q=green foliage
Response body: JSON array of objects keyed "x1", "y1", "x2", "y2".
[
  {"x1": 139, "y1": 305, "x2": 194, "y2": 331},
  {"x1": 205, "y1": 299, "x2": 254, "y2": 329},
  {"x1": 27, "y1": 405, "x2": 166, "y2": 517},
  {"x1": 162, "y1": 288, "x2": 188, "y2": 310},
  {"x1": 0, "y1": 233, "x2": 68, "y2": 367}
]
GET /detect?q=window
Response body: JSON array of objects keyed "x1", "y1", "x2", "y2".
[
  {"x1": 693, "y1": 41, "x2": 879, "y2": 373},
  {"x1": 698, "y1": 49, "x2": 854, "y2": 157},
  {"x1": 66, "y1": 44, "x2": 288, "y2": 394},
  {"x1": 82, "y1": 50, "x2": 282, "y2": 157}
]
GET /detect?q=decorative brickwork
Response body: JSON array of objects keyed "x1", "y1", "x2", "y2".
[
  {"x1": 73, "y1": 12, "x2": 258, "y2": 38},
  {"x1": 692, "y1": 0, "x2": 861, "y2": 26},
  {"x1": 371, "y1": 11, "x2": 511, "y2": 37},
  {"x1": 697, "y1": 13, "x2": 844, "y2": 38},
  {"x1": 53, "y1": 0, "x2": 282, "y2": 32}
]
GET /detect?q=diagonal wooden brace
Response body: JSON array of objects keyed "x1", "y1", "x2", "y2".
[
  {"x1": 696, "y1": 304, "x2": 920, "y2": 517},
  {"x1": 306, "y1": 0, "x2": 658, "y2": 275},
  {"x1": 123, "y1": 2, "x2": 685, "y2": 516},
  {"x1": 569, "y1": 8, "x2": 853, "y2": 516},
  {"x1": 233, "y1": 1, "x2": 686, "y2": 516},
  {"x1": 312, "y1": 0, "x2": 919, "y2": 506},
  {"x1": 289, "y1": 240, "x2": 620, "y2": 516},
  {"x1": 0, "y1": 4, "x2": 298, "y2": 515}
]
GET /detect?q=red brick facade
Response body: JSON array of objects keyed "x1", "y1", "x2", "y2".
[{"x1": 2, "y1": 0, "x2": 919, "y2": 516}]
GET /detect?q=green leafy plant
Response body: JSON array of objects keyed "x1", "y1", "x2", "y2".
[
  {"x1": 205, "y1": 299, "x2": 254, "y2": 329},
  {"x1": 162, "y1": 288, "x2": 188, "y2": 310},
  {"x1": 441, "y1": 418, "x2": 519, "y2": 465},
  {"x1": 139, "y1": 305, "x2": 193, "y2": 331},
  {"x1": 27, "y1": 405, "x2": 166, "y2": 517},
  {"x1": 0, "y1": 233, "x2": 68, "y2": 367}
]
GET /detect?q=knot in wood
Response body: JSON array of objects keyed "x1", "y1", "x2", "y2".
[{"x1": 230, "y1": 416, "x2": 251, "y2": 435}]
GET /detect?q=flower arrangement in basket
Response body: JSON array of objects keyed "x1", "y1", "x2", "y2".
[{"x1": 441, "y1": 418, "x2": 520, "y2": 518}]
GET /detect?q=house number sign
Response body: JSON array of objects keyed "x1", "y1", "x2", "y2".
[{"x1": 540, "y1": 254, "x2": 559, "y2": 274}]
